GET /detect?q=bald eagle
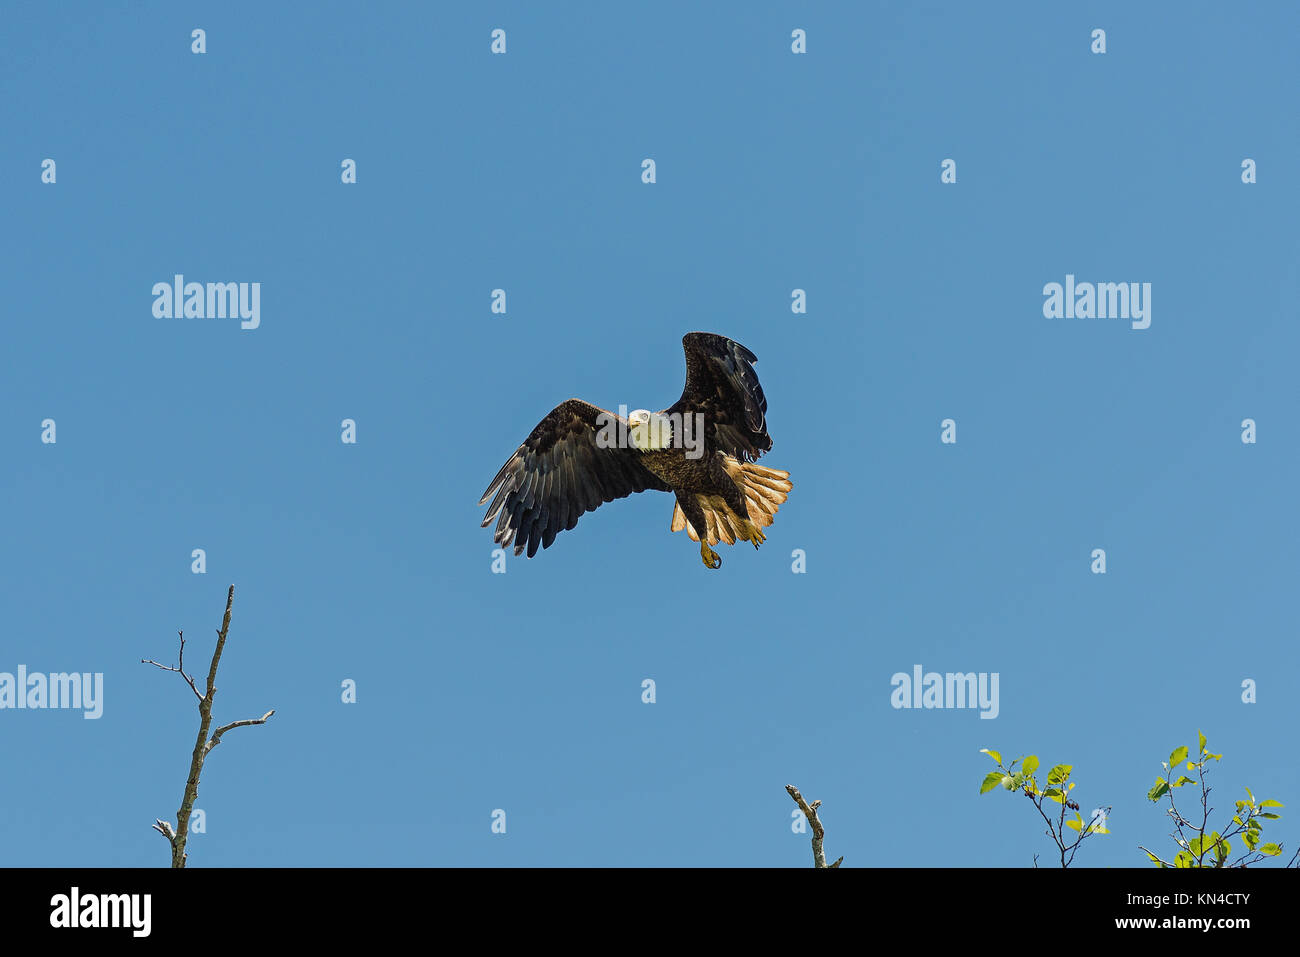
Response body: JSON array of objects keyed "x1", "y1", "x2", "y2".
[{"x1": 479, "y1": 332, "x2": 793, "y2": 569}]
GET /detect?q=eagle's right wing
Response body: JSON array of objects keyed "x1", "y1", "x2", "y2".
[
  {"x1": 479, "y1": 398, "x2": 672, "y2": 557},
  {"x1": 662, "y1": 332, "x2": 773, "y2": 462}
]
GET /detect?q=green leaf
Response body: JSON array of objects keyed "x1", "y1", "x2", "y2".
[
  {"x1": 1065, "y1": 819, "x2": 1082, "y2": 832},
  {"x1": 1188, "y1": 835, "x2": 1205, "y2": 856},
  {"x1": 1145, "y1": 850, "x2": 1165, "y2": 867},
  {"x1": 1198, "y1": 729, "x2": 1207, "y2": 755},
  {"x1": 1244, "y1": 787, "x2": 1255, "y2": 805},
  {"x1": 1048, "y1": 764, "x2": 1073, "y2": 786},
  {"x1": 1186, "y1": 762, "x2": 1197, "y2": 772},
  {"x1": 980, "y1": 748, "x2": 1002, "y2": 765},
  {"x1": 1172, "y1": 776, "x2": 1196, "y2": 788},
  {"x1": 1147, "y1": 780, "x2": 1170, "y2": 802},
  {"x1": 1174, "y1": 851, "x2": 1195, "y2": 868},
  {"x1": 1169, "y1": 746, "x2": 1189, "y2": 768},
  {"x1": 1207, "y1": 752, "x2": 1222, "y2": 761},
  {"x1": 1022, "y1": 755, "x2": 1039, "y2": 776},
  {"x1": 980, "y1": 771, "x2": 1003, "y2": 795},
  {"x1": 1260, "y1": 799, "x2": 1284, "y2": 809},
  {"x1": 1042, "y1": 787, "x2": 1064, "y2": 804},
  {"x1": 1244, "y1": 830, "x2": 1259, "y2": 850},
  {"x1": 1259, "y1": 812, "x2": 1281, "y2": 820},
  {"x1": 1259, "y1": 843, "x2": 1282, "y2": 857}
]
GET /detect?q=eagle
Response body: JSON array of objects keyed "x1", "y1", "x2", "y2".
[{"x1": 479, "y1": 332, "x2": 793, "y2": 569}]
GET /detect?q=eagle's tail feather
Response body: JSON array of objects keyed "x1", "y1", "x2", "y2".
[{"x1": 670, "y1": 460, "x2": 792, "y2": 547}]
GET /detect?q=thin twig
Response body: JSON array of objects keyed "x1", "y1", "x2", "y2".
[
  {"x1": 786, "y1": 785, "x2": 843, "y2": 868},
  {"x1": 1138, "y1": 844, "x2": 1173, "y2": 867},
  {"x1": 140, "y1": 631, "x2": 203, "y2": 701},
  {"x1": 206, "y1": 710, "x2": 276, "y2": 755},
  {"x1": 151, "y1": 819, "x2": 175, "y2": 841}
]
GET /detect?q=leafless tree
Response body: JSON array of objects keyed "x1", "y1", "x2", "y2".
[{"x1": 142, "y1": 585, "x2": 274, "y2": 867}]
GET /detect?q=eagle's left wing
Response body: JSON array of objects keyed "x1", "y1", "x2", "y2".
[{"x1": 479, "y1": 398, "x2": 672, "y2": 557}]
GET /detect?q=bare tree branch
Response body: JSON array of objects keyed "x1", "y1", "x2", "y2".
[
  {"x1": 786, "y1": 784, "x2": 843, "y2": 868},
  {"x1": 1138, "y1": 844, "x2": 1174, "y2": 867},
  {"x1": 151, "y1": 819, "x2": 175, "y2": 842},
  {"x1": 143, "y1": 586, "x2": 274, "y2": 867},
  {"x1": 141, "y1": 631, "x2": 203, "y2": 702},
  {"x1": 206, "y1": 710, "x2": 276, "y2": 755}
]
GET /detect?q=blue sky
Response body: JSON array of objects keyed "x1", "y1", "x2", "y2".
[{"x1": 2, "y1": 2, "x2": 1296, "y2": 867}]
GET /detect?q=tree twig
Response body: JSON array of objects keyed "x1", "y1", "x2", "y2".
[
  {"x1": 151, "y1": 819, "x2": 175, "y2": 841},
  {"x1": 206, "y1": 710, "x2": 276, "y2": 755},
  {"x1": 786, "y1": 785, "x2": 843, "y2": 868},
  {"x1": 141, "y1": 631, "x2": 203, "y2": 702},
  {"x1": 1138, "y1": 844, "x2": 1174, "y2": 867}
]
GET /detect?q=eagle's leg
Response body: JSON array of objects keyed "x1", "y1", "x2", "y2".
[
  {"x1": 748, "y1": 524, "x2": 765, "y2": 549},
  {"x1": 676, "y1": 493, "x2": 722, "y2": 570}
]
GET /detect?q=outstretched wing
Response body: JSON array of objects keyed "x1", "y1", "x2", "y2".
[
  {"x1": 479, "y1": 398, "x2": 672, "y2": 557},
  {"x1": 661, "y1": 332, "x2": 773, "y2": 462}
]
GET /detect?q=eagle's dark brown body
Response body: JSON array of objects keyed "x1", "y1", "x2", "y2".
[
  {"x1": 639, "y1": 448, "x2": 740, "y2": 497},
  {"x1": 639, "y1": 450, "x2": 748, "y2": 557}
]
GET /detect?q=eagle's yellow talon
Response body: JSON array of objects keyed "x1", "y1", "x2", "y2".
[
  {"x1": 701, "y1": 542, "x2": 722, "y2": 569},
  {"x1": 750, "y1": 526, "x2": 765, "y2": 548}
]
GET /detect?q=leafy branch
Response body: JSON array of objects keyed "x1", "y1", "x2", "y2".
[
  {"x1": 978, "y1": 749, "x2": 1109, "y2": 868},
  {"x1": 979, "y1": 730, "x2": 1292, "y2": 869},
  {"x1": 1140, "y1": 730, "x2": 1286, "y2": 868}
]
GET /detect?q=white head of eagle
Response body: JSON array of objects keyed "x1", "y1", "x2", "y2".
[{"x1": 626, "y1": 409, "x2": 674, "y2": 451}]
